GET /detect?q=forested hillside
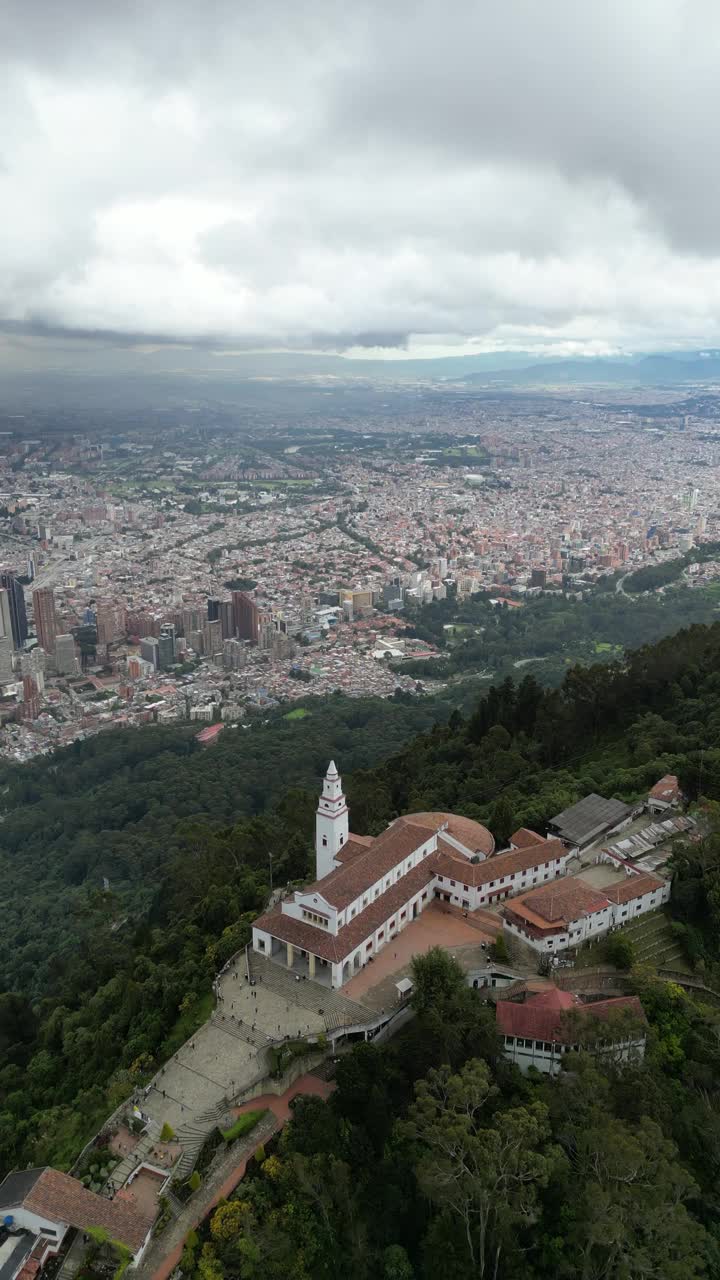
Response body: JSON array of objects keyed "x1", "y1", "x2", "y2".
[
  {"x1": 402, "y1": 577, "x2": 720, "y2": 685},
  {"x1": 0, "y1": 690, "x2": 464, "y2": 999},
  {"x1": 183, "y1": 950, "x2": 720, "y2": 1279},
  {"x1": 5, "y1": 621, "x2": 720, "y2": 1189}
]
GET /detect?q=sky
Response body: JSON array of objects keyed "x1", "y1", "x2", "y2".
[{"x1": 3, "y1": 0, "x2": 720, "y2": 367}]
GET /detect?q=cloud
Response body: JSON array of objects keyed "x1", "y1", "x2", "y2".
[{"x1": 3, "y1": 0, "x2": 720, "y2": 359}]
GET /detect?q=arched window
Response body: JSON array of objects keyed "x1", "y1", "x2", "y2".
[{"x1": 322, "y1": 835, "x2": 328, "y2": 847}]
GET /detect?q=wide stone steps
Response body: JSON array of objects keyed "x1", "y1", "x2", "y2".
[
  {"x1": 211, "y1": 1012, "x2": 273, "y2": 1050},
  {"x1": 248, "y1": 951, "x2": 370, "y2": 1030}
]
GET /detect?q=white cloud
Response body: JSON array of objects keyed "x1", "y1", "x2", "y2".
[{"x1": 3, "y1": 0, "x2": 720, "y2": 357}]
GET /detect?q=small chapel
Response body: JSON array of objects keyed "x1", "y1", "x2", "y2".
[{"x1": 252, "y1": 761, "x2": 571, "y2": 987}]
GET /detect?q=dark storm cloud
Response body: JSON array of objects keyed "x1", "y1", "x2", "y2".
[{"x1": 2, "y1": 0, "x2": 720, "y2": 359}]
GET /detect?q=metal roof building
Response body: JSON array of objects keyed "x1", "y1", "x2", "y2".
[{"x1": 547, "y1": 793, "x2": 633, "y2": 848}]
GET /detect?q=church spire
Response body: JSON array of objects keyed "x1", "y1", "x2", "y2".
[{"x1": 316, "y1": 761, "x2": 349, "y2": 880}]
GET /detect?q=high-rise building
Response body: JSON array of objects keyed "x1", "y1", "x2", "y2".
[
  {"x1": 207, "y1": 598, "x2": 221, "y2": 622},
  {"x1": 96, "y1": 600, "x2": 126, "y2": 648},
  {"x1": 257, "y1": 613, "x2": 275, "y2": 652},
  {"x1": 202, "y1": 618, "x2": 223, "y2": 658},
  {"x1": 219, "y1": 599, "x2": 235, "y2": 639},
  {"x1": 0, "y1": 590, "x2": 12, "y2": 644},
  {"x1": 182, "y1": 606, "x2": 204, "y2": 636},
  {"x1": 158, "y1": 624, "x2": 176, "y2": 670},
  {"x1": 0, "y1": 573, "x2": 27, "y2": 649},
  {"x1": 33, "y1": 587, "x2": 58, "y2": 654},
  {"x1": 54, "y1": 634, "x2": 79, "y2": 676},
  {"x1": 140, "y1": 636, "x2": 160, "y2": 668},
  {"x1": 232, "y1": 591, "x2": 260, "y2": 643},
  {"x1": 22, "y1": 673, "x2": 40, "y2": 721},
  {"x1": 0, "y1": 637, "x2": 13, "y2": 682},
  {"x1": 222, "y1": 638, "x2": 247, "y2": 671},
  {"x1": 188, "y1": 628, "x2": 204, "y2": 655}
]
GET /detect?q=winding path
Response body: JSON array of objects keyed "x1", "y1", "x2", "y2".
[{"x1": 143, "y1": 1074, "x2": 335, "y2": 1280}]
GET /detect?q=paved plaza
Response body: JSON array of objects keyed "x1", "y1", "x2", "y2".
[
  {"x1": 132, "y1": 905, "x2": 499, "y2": 1176},
  {"x1": 344, "y1": 902, "x2": 495, "y2": 1003}
]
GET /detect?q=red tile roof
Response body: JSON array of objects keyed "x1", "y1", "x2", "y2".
[
  {"x1": 298, "y1": 818, "x2": 437, "y2": 910},
  {"x1": 649, "y1": 774, "x2": 680, "y2": 801},
  {"x1": 404, "y1": 811, "x2": 495, "y2": 855},
  {"x1": 5, "y1": 1168, "x2": 155, "y2": 1253},
  {"x1": 434, "y1": 837, "x2": 568, "y2": 889},
  {"x1": 603, "y1": 873, "x2": 666, "y2": 905},
  {"x1": 496, "y1": 988, "x2": 645, "y2": 1044},
  {"x1": 510, "y1": 827, "x2": 546, "y2": 848},
  {"x1": 254, "y1": 860, "x2": 436, "y2": 963},
  {"x1": 508, "y1": 877, "x2": 610, "y2": 930}
]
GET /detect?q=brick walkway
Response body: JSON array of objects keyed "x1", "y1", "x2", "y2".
[{"x1": 141, "y1": 1075, "x2": 334, "y2": 1280}]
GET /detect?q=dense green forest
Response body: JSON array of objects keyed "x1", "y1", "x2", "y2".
[
  {"x1": 6, "y1": 618, "x2": 720, "y2": 1224},
  {"x1": 0, "y1": 690, "x2": 468, "y2": 1000},
  {"x1": 185, "y1": 950, "x2": 720, "y2": 1279},
  {"x1": 402, "y1": 577, "x2": 720, "y2": 686}
]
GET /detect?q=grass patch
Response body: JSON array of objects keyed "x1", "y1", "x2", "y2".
[
  {"x1": 159, "y1": 990, "x2": 214, "y2": 1060},
  {"x1": 221, "y1": 1109, "x2": 266, "y2": 1142},
  {"x1": 284, "y1": 707, "x2": 310, "y2": 720}
]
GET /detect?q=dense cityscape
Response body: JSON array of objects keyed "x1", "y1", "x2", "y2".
[{"x1": 0, "y1": 383, "x2": 718, "y2": 761}]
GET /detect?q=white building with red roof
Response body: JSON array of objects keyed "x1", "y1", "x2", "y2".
[
  {"x1": 504, "y1": 870, "x2": 670, "y2": 954},
  {"x1": 252, "y1": 762, "x2": 573, "y2": 987},
  {"x1": 496, "y1": 986, "x2": 647, "y2": 1074},
  {"x1": 648, "y1": 774, "x2": 682, "y2": 814}
]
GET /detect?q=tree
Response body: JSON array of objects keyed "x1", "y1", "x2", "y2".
[
  {"x1": 604, "y1": 932, "x2": 635, "y2": 971},
  {"x1": 410, "y1": 948, "x2": 466, "y2": 1017},
  {"x1": 407, "y1": 1060, "x2": 564, "y2": 1277},
  {"x1": 488, "y1": 795, "x2": 515, "y2": 847},
  {"x1": 568, "y1": 1115, "x2": 710, "y2": 1279}
]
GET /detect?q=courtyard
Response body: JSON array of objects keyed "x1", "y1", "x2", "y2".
[{"x1": 343, "y1": 902, "x2": 496, "y2": 1005}]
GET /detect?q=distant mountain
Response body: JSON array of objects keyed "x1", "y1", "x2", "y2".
[{"x1": 459, "y1": 353, "x2": 720, "y2": 385}]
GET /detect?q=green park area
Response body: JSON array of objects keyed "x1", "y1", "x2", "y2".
[{"x1": 284, "y1": 707, "x2": 311, "y2": 720}]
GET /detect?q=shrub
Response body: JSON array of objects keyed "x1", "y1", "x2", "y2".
[
  {"x1": 605, "y1": 933, "x2": 636, "y2": 971},
  {"x1": 221, "y1": 1110, "x2": 265, "y2": 1143},
  {"x1": 159, "y1": 1122, "x2": 175, "y2": 1142},
  {"x1": 490, "y1": 933, "x2": 510, "y2": 963},
  {"x1": 187, "y1": 1171, "x2": 201, "y2": 1192}
]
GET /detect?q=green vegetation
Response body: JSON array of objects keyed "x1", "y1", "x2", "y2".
[
  {"x1": 624, "y1": 540, "x2": 720, "y2": 593},
  {"x1": 221, "y1": 1109, "x2": 266, "y2": 1142},
  {"x1": 402, "y1": 579, "x2": 720, "y2": 686},
  {"x1": 8, "y1": 615, "x2": 720, "y2": 1225},
  {"x1": 185, "y1": 949, "x2": 720, "y2": 1280},
  {"x1": 284, "y1": 707, "x2": 310, "y2": 720}
]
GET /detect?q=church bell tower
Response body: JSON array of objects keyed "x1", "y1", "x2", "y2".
[{"x1": 316, "y1": 760, "x2": 349, "y2": 880}]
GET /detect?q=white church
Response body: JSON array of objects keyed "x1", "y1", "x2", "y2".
[{"x1": 252, "y1": 762, "x2": 573, "y2": 987}]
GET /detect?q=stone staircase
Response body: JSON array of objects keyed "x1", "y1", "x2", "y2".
[
  {"x1": 173, "y1": 1095, "x2": 234, "y2": 1181},
  {"x1": 211, "y1": 1012, "x2": 273, "y2": 1050},
  {"x1": 248, "y1": 951, "x2": 371, "y2": 1033},
  {"x1": 620, "y1": 911, "x2": 689, "y2": 971},
  {"x1": 107, "y1": 1131, "x2": 158, "y2": 1194}
]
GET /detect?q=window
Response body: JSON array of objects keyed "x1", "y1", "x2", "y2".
[
  {"x1": 339, "y1": 833, "x2": 344, "y2": 845},
  {"x1": 400, "y1": 909, "x2": 406, "y2": 919},
  {"x1": 504, "y1": 1035, "x2": 515, "y2": 1046},
  {"x1": 322, "y1": 835, "x2": 328, "y2": 847},
  {"x1": 257, "y1": 938, "x2": 266, "y2": 951},
  {"x1": 463, "y1": 884, "x2": 469, "y2": 893},
  {"x1": 378, "y1": 929, "x2": 384, "y2": 939},
  {"x1": 302, "y1": 909, "x2": 329, "y2": 928}
]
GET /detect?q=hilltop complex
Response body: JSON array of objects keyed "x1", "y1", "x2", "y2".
[{"x1": 252, "y1": 763, "x2": 673, "y2": 986}]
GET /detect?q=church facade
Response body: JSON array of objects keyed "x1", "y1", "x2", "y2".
[{"x1": 251, "y1": 762, "x2": 573, "y2": 988}]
